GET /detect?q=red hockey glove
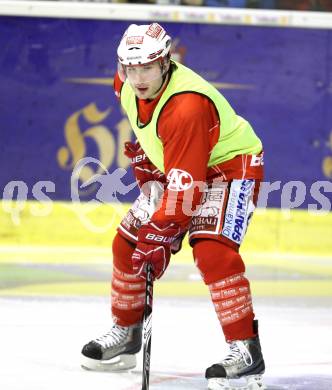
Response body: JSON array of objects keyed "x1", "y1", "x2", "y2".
[
  {"x1": 132, "y1": 221, "x2": 181, "y2": 280},
  {"x1": 124, "y1": 141, "x2": 166, "y2": 189}
]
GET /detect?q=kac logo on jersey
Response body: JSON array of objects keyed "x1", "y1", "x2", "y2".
[{"x1": 167, "y1": 168, "x2": 193, "y2": 191}]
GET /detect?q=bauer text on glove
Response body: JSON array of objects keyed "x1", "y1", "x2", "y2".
[
  {"x1": 124, "y1": 141, "x2": 166, "y2": 189},
  {"x1": 132, "y1": 221, "x2": 181, "y2": 280}
]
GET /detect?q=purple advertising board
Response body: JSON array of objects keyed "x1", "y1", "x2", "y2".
[{"x1": 1, "y1": 16, "x2": 332, "y2": 209}]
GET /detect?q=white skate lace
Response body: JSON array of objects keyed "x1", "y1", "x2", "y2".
[
  {"x1": 221, "y1": 341, "x2": 253, "y2": 367},
  {"x1": 94, "y1": 325, "x2": 129, "y2": 349}
]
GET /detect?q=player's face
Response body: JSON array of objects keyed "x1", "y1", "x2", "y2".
[{"x1": 126, "y1": 62, "x2": 165, "y2": 99}]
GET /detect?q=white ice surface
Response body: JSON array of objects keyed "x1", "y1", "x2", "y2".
[{"x1": 1, "y1": 296, "x2": 332, "y2": 390}]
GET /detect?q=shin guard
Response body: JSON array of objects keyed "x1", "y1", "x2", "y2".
[
  {"x1": 193, "y1": 239, "x2": 255, "y2": 341},
  {"x1": 111, "y1": 233, "x2": 145, "y2": 326}
]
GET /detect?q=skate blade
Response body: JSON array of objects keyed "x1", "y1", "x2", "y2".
[
  {"x1": 208, "y1": 375, "x2": 266, "y2": 390},
  {"x1": 81, "y1": 353, "x2": 137, "y2": 372},
  {"x1": 246, "y1": 375, "x2": 266, "y2": 390}
]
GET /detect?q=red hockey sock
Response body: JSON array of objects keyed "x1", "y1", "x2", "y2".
[
  {"x1": 193, "y1": 239, "x2": 256, "y2": 341},
  {"x1": 111, "y1": 233, "x2": 145, "y2": 326},
  {"x1": 208, "y1": 274, "x2": 256, "y2": 341}
]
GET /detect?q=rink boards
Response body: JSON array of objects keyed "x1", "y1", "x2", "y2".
[{"x1": 0, "y1": 201, "x2": 332, "y2": 297}]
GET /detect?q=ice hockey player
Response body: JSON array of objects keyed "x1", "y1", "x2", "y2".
[{"x1": 81, "y1": 22, "x2": 266, "y2": 390}]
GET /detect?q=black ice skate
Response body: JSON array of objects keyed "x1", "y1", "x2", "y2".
[
  {"x1": 81, "y1": 323, "x2": 142, "y2": 371},
  {"x1": 205, "y1": 320, "x2": 266, "y2": 390}
]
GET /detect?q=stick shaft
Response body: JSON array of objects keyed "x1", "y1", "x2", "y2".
[{"x1": 141, "y1": 263, "x2": 154, "y2": 390}]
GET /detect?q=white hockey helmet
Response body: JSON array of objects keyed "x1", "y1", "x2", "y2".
[
  {"x1": 117, "y1": 23, "x2": 172, "y2": 82},
  {"x1": 118, "y1": 23, "x2": 172, "y2": 66}
]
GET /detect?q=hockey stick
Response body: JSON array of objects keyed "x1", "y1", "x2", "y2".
[{"x1": 141, "y1": 263, "x2": 154, "y2": 390}]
